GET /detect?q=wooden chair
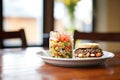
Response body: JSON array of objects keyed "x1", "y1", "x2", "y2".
[
  {"x1": 74, "y1": 30, "x2": 120, "y2": 47},
  {"x1": 0, "y1": 29, "x2": 27, "y2": 48}
]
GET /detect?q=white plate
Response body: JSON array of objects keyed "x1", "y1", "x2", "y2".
[{"x1": 37, "y1": 50, "x2": 114, "y2": 67}]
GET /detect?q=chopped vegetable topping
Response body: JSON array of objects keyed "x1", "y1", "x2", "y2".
[{"x1": 49, "y1": 31, "x2": 73, "y2": 58}]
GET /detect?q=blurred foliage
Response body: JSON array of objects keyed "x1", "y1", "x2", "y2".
[
  {"x1": 56, "y1": 0, "x2": 80, "y2": 21},
  {"x1": 55, "y1": 0, "x2": 80, "y2": 33}
]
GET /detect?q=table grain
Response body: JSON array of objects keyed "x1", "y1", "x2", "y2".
[{"x1": 0, "y1": 47, "x2": 120, "y2": 80}]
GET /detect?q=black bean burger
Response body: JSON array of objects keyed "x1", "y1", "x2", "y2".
[{"x1": 74, "y1": 43, "x2": 103, "y2": 58}]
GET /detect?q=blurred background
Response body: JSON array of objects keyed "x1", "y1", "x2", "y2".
[{"x1": 0, "y1": 0, "x2": 120, "y2": 52}]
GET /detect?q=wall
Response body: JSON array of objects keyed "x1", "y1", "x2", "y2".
[{"x1": 95, "y1": 0, "x2": 120, "y2": 52}]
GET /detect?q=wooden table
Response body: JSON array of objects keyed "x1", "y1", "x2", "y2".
[{"x1": 0, "y1": 47, "x2": 120, "y2": 80}]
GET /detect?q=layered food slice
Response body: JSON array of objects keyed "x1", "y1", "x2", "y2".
[{"x1": 74, "y1": 43, "x2": 103, "y2": 58}]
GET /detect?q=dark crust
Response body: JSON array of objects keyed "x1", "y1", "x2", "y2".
[{"x1": 74, "y1": 48, "x2": 103, "y2": 58}]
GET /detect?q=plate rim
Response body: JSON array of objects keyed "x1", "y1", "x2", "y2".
[{"x1": 37, "y1": 50, "x2": 115, "y2": 61}]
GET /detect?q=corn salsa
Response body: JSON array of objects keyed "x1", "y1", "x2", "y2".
[{"x1": 49, "y1": 31, "x2": 73, "y2": 58}]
